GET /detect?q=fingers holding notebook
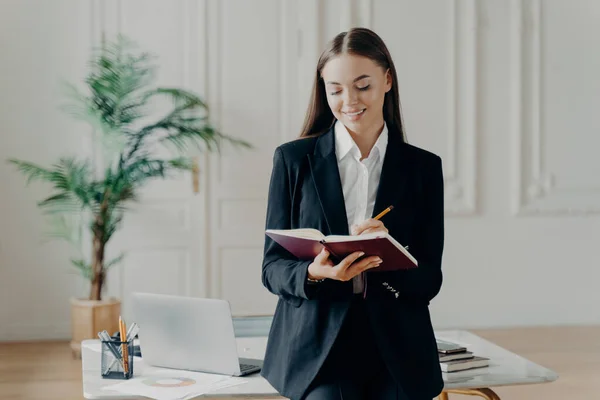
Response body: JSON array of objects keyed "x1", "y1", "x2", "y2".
[{"x1": 308, "y1": 250, "x2": 381, "y2": 282}]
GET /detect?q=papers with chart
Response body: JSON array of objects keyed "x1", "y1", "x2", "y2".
[{"x1": 102, "y1": 367, "x2": 247, "y2": 400}]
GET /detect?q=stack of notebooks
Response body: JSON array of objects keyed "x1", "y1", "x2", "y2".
[{"x1": 436, "y1": 339, "x2": 490, "y2": 373}]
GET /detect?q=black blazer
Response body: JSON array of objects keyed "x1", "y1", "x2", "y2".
[{"x1": 260, "y1": 127, "x2": 445, "y2": 400}]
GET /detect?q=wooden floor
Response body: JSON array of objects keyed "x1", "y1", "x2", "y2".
[{"x1": 0, "y1": 326, "x2": 599, "y2": 400}]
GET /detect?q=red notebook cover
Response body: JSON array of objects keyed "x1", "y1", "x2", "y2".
[{"x1": 265, "y1": 229, "x2": 417, "y2": 272}]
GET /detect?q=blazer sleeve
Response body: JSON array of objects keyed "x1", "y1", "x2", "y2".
[
  {"x1": 391, "y1": 155, "x2": 444, "y2": 304},
  {"x1": 261, "y1": 147, "x2": 314, "y2": 303}
]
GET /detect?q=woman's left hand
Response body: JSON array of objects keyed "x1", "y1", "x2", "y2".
[{"x1": 351, "y1": 218, "x2": 389, "y2": 236}]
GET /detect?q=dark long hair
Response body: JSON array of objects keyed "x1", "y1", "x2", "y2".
[{"x1": 298, "y1": 28, "x2": 406, "y2": 142}]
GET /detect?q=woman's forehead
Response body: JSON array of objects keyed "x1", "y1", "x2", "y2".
[{"x1": 322, "y1": 54, "x2": 382, "y2": 82}]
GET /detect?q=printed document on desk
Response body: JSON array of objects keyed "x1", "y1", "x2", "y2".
[{"x1": 101, "y1": 367, "x2": 247, "y2": 400}]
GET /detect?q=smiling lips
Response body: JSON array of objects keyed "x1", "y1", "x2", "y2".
[{"x1": 343, "y1": 108, "x2": 366, "y2": 120}]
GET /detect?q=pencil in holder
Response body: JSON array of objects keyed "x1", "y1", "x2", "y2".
[{"x1": 101, "y1": 339, "x2": 134, "y2": 379}]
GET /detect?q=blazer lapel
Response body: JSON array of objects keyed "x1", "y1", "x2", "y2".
[
  {"x1": 307, "y1": 128, "x2": 350, "y2": 236},
  {"x1": 372, "y1": 133, "x2": 410, "y2": 218},
  {"x1": 307, "y1": 127, "x2": 410, "y2": 235}
]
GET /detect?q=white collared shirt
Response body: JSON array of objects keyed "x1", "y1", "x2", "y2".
[{"x1": 334, "y1": 120, "x2": 388, "y2": 293}]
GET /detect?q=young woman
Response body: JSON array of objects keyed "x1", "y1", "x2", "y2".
[{"x1": 260, "y1": 27, "x2": 445, "y2": 400}]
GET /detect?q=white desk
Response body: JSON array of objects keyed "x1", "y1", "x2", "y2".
[{"x1": 82, "y1": 330, "x2": 558, "y2": 399}]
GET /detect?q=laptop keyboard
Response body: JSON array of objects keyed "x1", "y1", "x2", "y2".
[{"x1": 239, "y1": 363, "x2": 257, "y2": 372}]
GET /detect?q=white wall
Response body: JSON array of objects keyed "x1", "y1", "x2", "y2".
[
  {"x1": 0, "y1": 0, "x2": 95, "y2": 340},
  {"x1": 1, "y1": 0, "x2": 599, "y2": 341}
]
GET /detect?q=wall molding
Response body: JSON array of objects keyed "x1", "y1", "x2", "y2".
[
  {"x1": 296, "y1": 0, "x2": 322, "y2": 136},
  {"x1": 207, "y1": 0, "x2": 222, "y2": 299},
  {"x1": 196, "y1": 0, "x2": 210, "y2": 300},
  {"x1": 339, "y1": 0, "x2": 354, "y2": 32},
  {"x1": 511, "y1": 0, "x2": 600, "y2": 215},
  {"x1": 355, "y1": 0, "x2": 373, "y2": 28},
  {"x1": 444, "y1": 0, "x2": 478, "y2": 216},
  {"x1": 279, "y1": 0, "x2": 295, "y2": 143},
  {"x1": 181, "y1": 0, "x2": 200, "y2": 298},
  {"x1": 339, "y1": 0, "x2": 373, "y2": 30}
]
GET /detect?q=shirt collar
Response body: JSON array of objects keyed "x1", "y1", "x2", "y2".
[{"x1": 334, "y1": 120, "x2": 388, "y2": 162}]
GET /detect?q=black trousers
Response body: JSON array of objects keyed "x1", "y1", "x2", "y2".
[{"x1": 303, "y1": 296, "x2": 429, "y2": 400}]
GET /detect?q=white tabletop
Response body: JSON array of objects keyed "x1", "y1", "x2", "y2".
[
  {"x1": 434, "y1": 330, "x2": 558, "y2": 388},
  {"x1": 81, "y1": 338, "x2": 278, "y2": 399},
  {"x1": 82, "y1": 330, "x2": 558, "y2": 399}
]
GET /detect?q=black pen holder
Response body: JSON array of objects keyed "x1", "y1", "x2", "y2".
[{"x1": 101, "y1": 339, "x2": 134, "y2": 379}]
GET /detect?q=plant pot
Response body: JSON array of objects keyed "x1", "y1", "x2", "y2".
[{"x1": 70, "y1": 297, "x2": 121, "y2": 358}]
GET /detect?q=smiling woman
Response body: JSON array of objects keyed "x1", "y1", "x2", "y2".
[
  {"x1": 299, "y1": 28, "x2": 405, "y2": 146},
  {"x1": 322, "y1": 57, "x2": 390, "y2": 137},
  {"x1": 261, "y1": 27, "x2": 445, "y2": 400}
]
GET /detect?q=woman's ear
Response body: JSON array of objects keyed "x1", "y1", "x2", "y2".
[{"x1": 385, "y1": 68, "x2": 392, "y2": 93}]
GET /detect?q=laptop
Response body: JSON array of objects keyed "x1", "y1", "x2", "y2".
[{"x1": 130, "y1": 292, "x2": 262, "y2": 376}]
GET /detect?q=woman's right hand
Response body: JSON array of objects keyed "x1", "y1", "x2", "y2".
[{"x1": 307, "y1": 248, "x2": 382, "y2": 281}]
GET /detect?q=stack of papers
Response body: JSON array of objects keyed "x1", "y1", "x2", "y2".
[{"x1": 102, "y1": 368, "x2": 247, "y2": 400}]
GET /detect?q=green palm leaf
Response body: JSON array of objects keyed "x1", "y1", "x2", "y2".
[
  {"x1": 168, "y1": 157, "x2": 194, "y2": 171},
  {"x1": 37, "y1": 192, "x2": 85, "y2": 215},
  {"x1": 42, "y1": 214, "x2": 84, "y2": 249},
  {"x1": 71, "y1": 258, "x2": 93, "y2": 280},
  {"x1": 8, "y1": 159, "x2": 55, "y2": 184},
  {"x1": 9, "y1": 158, "x2": 95, "y2": 210},
  {"x1": 105, "y1": 253, "x2": 125, "y2": 270}
]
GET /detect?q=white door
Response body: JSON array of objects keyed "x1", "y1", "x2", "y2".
[
  {"x1": 204, "y1": 0, "x2": 309, "y2": 316},
  {"x1": 103, "y1": 0, "x2": 319, "y2": 318},
  {"x1": 101, "y1": 0, "x2": 211, "y2": 320}
]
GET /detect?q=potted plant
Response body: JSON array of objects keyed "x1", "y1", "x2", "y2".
[{"x1": 8, "y1": 35, "x2": 250, "y2": 357}]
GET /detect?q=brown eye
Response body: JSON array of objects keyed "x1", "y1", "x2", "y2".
[{"x1": 357, "y1": 85, "x2": 370, "y2": 91}]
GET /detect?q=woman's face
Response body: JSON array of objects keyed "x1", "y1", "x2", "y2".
[{"x1": 321, "y1": 53, "x2": 391, "y2": 134}]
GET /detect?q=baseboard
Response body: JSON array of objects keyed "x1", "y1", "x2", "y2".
[{"x1": 0, "y1": 321, "x2": 71, "y2": 342}]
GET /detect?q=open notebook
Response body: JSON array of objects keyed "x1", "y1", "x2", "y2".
[{"x1": 265, "y1": 228, "x2": 417, "y2": 272}]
